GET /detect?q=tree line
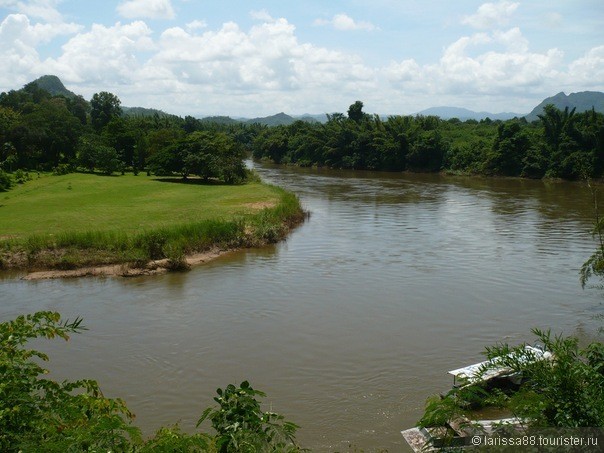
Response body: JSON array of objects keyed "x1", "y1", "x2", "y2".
[
  {"x1": 0, "y1": 82, "x2": 256, "y2": 191},
  {"x1": 252, "y1": 100, "x2": 604, "y2": 180},
  {"x1": 2, "y1": 85, "x2": 603, "y2": 193}
]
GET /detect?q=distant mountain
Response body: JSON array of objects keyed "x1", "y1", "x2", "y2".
[
  {"x1": 30, "y1": 74, "x2": 79, "y2": 99},
  {"x1": 244, "y1": 112, "x2": 326, "y2": 126},
  {"x1": 122, "y1": 106, "x2": 179, "y2": 119},
  {"x1": 416, "y1": 106, "x2": 522, "y2": 121},
  {"x1": 27, "y1": 76, "x2": 179, "y2": 119},
  {"x1": 525, "y1": 91, "x2": 604, "y2": 121},
  {"x1": 20, "y1": 76, "x2": 604, "y2": 128},
  {"x1": 245, "y1": 112, "x2": 296, "y2": 126}
]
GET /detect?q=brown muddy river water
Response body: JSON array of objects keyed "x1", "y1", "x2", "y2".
[{"x1": 2, "y1": 163, "x2": 604, "y2": 451}]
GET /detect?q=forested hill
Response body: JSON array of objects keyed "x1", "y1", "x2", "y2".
[
  {"x1": 526, "y1": 91, "x2": 604, "y2": 121},
  {"x1": 30, "y1": 75, "x2": 79, "y2": 99},
  {"x1": 121, "y1": 106, "x2": 180, "y2": 120}
]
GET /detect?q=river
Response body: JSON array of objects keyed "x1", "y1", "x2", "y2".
[{"x1": 2, "y1": 164, "x2": 603, "y2": 451}]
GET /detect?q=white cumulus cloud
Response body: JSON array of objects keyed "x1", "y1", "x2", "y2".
[
  {"x1": 0, "y1": 0, "x2": 64, "y2": 22},
  {"x1": 0, "y1": 14, "x2": 43, "y2": 87},
  {"x1": 185, "y1": 19, "x2": 207, "y2": 32},
  {"x1": 2, "y1": 2, "x2": 600, "y2": 117},
  {"x1": 386, "y1": 27, "x2": 565, "y2": 101},
  {"x1": 462, "y1": 1, "x2": 519, "y2": 30},
  {"x1": 146, "y1": 17, "x2": 374, "y2": 91},
  {"x1": 250, "y1": 9, "x2": 275, "y2": 23},
  {"x1": 117, "y1": 0, "x2": 176, "y2": 20},
  {"x1": 314, "y1": 13, "x2": 377, "y2": 31},
  {"x1": 0, "y1": 13, "x2": 82, "y2": 87},
  {"x1": 567, "y1": 45, "x2": 604, "y2": 89},
  {"x1": 133, "y1": 16, "x2": 375, "y2": 114},
  {"x1": 44, "y1": 21, "x2": 155, "y2": 86}
]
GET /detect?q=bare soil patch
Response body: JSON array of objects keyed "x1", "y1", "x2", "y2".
[{"x1": 22, "y1": 248, "x2": 232, "y2": 280}]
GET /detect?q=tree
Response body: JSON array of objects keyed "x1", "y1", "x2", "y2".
[
  {"x1": 538, "y1": 104, "x2": 577, "y2": 155},
  {"x1": 4, "y1": 98, "x2": 81, "y2": 170},
  {"x1": 211, "y1": 132, "x2": 247, "y2": 183},
  {"x1": 252, "y1": 128, "x2": 289, "y2": 164},
  {"x1": 347, "y1": 100, "x2": 366, "y2": 123},
  {"x1": 483, "y1": 330, "x2": 604, "y2": 427},
  {"x1": 103, "y1": 117, "x2": 137, "y2": 168},
  {"x1": 484, "y1": 120, "x2": 530, "y2": 176},
  {"x1": 147, "y1": 143, "x2": 184, "y2": 177},
  {"x1": 76, "y1": 135, "x2": 122, "y2": 174},
  {"x1": 95, "y1": 144, "x2": 123, "y2": 175},
  {"x1": 90, "y1": 91, "x2": 122, "y2": 131},
  {"x1": 406, "y1": 130, "x2": 447, "y2": 172},
  {"x1": 0, "y1": 89, "x2": 32, "y2": 111},
  {"x1": 0, "y1": 106, "x2": 19, "y2": 145},
  {"x1": 22, "y1": 82, "x2": 51, "y2": 104},
  {"x1": 66, "y1": 94, "x2": 89, "y2": 125}
]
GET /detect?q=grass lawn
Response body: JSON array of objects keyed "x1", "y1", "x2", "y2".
[
  {"x1": 0, "y1": 172, "x2": 303, "y2": 270},
  {"x1": 0, "y1": 173, "x2": 281, "y2": 238}
]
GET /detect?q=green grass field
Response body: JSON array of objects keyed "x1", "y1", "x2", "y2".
[
  {"x1": 1, "y1": 173, "x2": 281, "y2": 237},
  {"x1": 0, "y1": 173, "x2": 303, "y2": 270}
]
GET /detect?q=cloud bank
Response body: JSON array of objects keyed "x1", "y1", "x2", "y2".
[{"x1": 0, "y1": 0, "x2": 602, "y2": 116}]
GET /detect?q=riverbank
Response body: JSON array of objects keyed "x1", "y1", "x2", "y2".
[
  {"x1": 20, "y1": 248, "x2": 228, "y2": 280},
  {"x1": 0, "y1": 173, "x2": 305, "y2": 278}
]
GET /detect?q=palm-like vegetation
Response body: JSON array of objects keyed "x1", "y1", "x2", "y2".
[{"x1": 251, "y1": 102, "x2": 604, "y2": 180}]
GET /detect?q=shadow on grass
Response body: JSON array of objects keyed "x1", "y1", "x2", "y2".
[
  {"x1": 153, "y1": 177, "x2": 234, "y2": 186},
  {"x1": 77, "y1": 171, "x2": 122, "y2": 178}
]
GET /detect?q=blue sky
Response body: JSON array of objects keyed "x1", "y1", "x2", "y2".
[{"x1": 1, "y1": 0, "x2": 603, "y2": 117}]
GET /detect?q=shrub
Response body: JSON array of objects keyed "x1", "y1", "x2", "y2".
[
  {"x1": 136, "y1": 231, "x2": 168, "y2": 260},
  {"x1": 198, "y1": 381, "x2": 302, "y2": 452},
  {"x1": 0, "y1": 312, "x2": 140, "y2": 452},
  {"x1": 52, "y1": 163, "x2": 73, "y2": 175},
  {"x1": 418, "y1": 329, "x2": 604, "y2": 431},
  {"x1": 165, "y1": 243, "x2": 190, "y2": 272},
  {"x1": 0, "y1": 168, "x2": 12, "y2": 191},
  {"x1": 1, "y1": 311, "x2": 305, "y2": 452},
  {"x1": 13, "y1": 169, "x2": 31, "y2": 184}
]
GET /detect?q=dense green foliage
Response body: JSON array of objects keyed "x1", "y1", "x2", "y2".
[
  {"x1": 419, "y1": 329, "x2": 604, "y2": 430},
  {"x1": 0, "y1": 168, "x2": 11, "y2": 191},
  {"x1": 0, "y1": 81, "x2": 257, "y2": 184},
  {"x1": 1, "y1": 312, "x2": 303, "y2": 452},
  {"x1": 148, "y1": 130, "x2": 246, "y2": 183},
  {"x1": 252, "y1": 101, "x2": 604, "y2": 179},
  {"x1": 2, "y1": 80, "x2": 603, "y2": 185},
  {"x1": 198, "y1": 382, "x2": 301, "y2": 452},
  {"x1": 0, "y1": 312, "x2": 140, "y2": 452}
]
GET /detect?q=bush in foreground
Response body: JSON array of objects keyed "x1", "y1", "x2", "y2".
[
  {"x1": 419, "y1": 329, "x2": 604, "y2": 431},
  {"x1": 0, "y1": 311, "x2": 303, "y2": 452}
]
